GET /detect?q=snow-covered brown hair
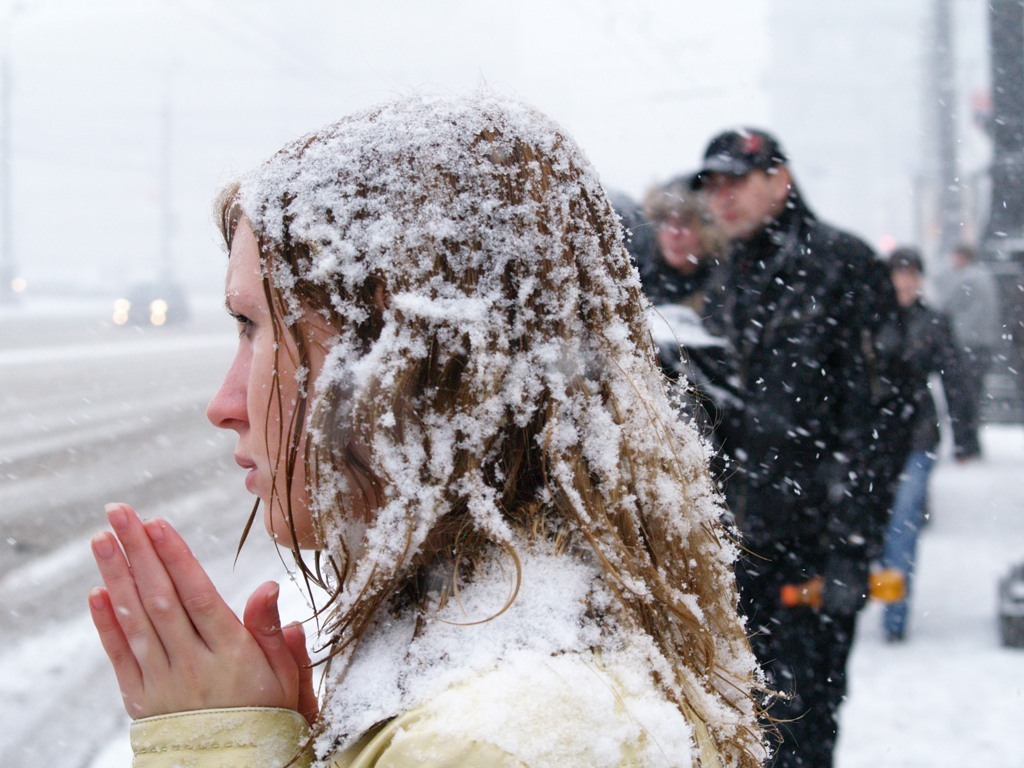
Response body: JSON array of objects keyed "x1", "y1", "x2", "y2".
[{"x1": 219, "y1": 93, "x2": 764, "y2": 765}]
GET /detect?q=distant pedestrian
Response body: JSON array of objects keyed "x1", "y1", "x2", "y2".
[
  {"x1": 933, "y1": 243, "x2": 1001, "y2": 443},
  {"x1": 636, "y1": 176, "x2": 731, "y2": 434},
  {"x1": 881, "y1": 247, "x2": 977, "y2": 642},
  {"x1": 638, "y1": 175, "x2": 727, "y2": 311},
  {"x1": 694, "y1": 127, "x2": 900, "y2": 768}
]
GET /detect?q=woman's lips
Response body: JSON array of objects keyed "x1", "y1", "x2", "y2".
[{"x1": 235, "y1": 455, "x2": 258, "y2": 493}]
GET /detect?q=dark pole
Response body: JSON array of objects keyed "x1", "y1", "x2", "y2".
[
  {"x1": 983, "y1": 0, "x2": 1024, "y2": 253},
  {"x1": 982, "y1": 0, "x2": 1024, "y2": 422}
]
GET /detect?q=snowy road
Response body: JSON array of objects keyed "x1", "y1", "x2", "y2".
[
  {"x1": 0, "y1": 304, "x2": 301, "y2": 766},
  {"x1": 1, "y1": 303, "x2": 1022, "y2": 767}
]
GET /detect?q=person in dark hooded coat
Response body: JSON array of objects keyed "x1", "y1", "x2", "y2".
[
  {"x1": 879, "y1": 247, "x2": 977, "y2": 643},
  {"x1": 694, "y1": 128, "x2": 904, "y2": 768}
]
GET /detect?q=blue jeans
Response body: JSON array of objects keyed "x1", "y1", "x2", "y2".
[{"x1": 881, "y1": 450, "x2": 937, "y2": 638}]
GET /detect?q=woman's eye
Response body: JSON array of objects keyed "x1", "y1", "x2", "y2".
[{"x1": 232, "y1": 313, "x2": 254, "y2": 338}]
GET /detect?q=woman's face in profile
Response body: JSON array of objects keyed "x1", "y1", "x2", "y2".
[{"x1": 206, "y1": 218, "x2": 329, "y2": 549}]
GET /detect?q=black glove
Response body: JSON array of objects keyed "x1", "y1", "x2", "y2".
[{"x1": 822, "y1": 549, "x2": 869, "y2": 616}]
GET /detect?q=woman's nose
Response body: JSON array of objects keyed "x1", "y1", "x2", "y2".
[{"x1": 207, "y1": 353, "x2": 248, "y2": 431}]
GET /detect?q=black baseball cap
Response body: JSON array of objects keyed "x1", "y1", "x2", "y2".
[
  {"x1": 692, "y1": 128, "x2": 787, "y2": 189},
  {"x1": 888, "y1": 247, "x2": 924, "y2": 273}
]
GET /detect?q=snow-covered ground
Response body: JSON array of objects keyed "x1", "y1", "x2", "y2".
[{"x1": 837, "y1": 424, "x2": 1024, "y2": 767}]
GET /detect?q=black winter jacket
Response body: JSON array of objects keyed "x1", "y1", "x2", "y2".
[
  {"x1": 637, "y1": 249, "x2": 715, "y2": 308},
  {"x1": 885, "y1": 299, "x2": 978, "y2": 458},
  {"x1": 702, "y1": 193, "x2": 900, "y2": 558}
]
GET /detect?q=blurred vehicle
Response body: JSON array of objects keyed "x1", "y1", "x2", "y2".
[
  {"x1": 112, "y1": 281, "x2": 190, "y2": 327},
  {"x1": 999, "y1": 561, "x2": 1024, "y2": 648}
]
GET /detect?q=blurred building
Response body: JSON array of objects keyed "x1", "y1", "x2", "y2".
[{"x1": 766, "y1": 0, "x2": 993, "y2": 262}]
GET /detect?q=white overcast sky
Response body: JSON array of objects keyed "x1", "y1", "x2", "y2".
[{"x1": 1, "y1": 0, "x2": 991, "y2": 293}]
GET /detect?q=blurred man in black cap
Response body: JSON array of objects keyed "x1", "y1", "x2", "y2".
[{"x1": 693, "y1": 128, "x2": 902, "y2": 767}]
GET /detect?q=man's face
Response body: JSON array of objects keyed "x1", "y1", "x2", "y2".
[
  {"x1": 703, "y1": 167, "x2": 791, "y2": 241},
  {"x1": 891, "y1": 267, "x2": 923, "y2": 308}
]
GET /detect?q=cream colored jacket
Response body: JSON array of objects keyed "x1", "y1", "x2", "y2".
[
  {"x1": 129, "y1": 705, "x2": 520, "y2": 768},
  {"x1": 129, "y1": 652, "x2": 714, "y2": 767}
]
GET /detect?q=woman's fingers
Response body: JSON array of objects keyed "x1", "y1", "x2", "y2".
[
  {"x1": 91, "y1": 506, "x2": 309, "y2": 718},
  {"x1": 243, "y1": 582, "x2": 319, "y2": 722},
  {"x1": 143, "y1": 517, "x2": 243, "y2": 650},
  {"x1": 97, "y1": 504, "x2": 239, "y2": 664},
  {"x1": 91, "y1": 518, "x2": 168, "y2": 668},
  {"x1": 104, "y1": 503, "x2": 207, "y2": 659},
  {"x1": 243, "y1": 582, "x2": 300, "y2": 695},
  {"x1": 87, "y1": 582, "x2": 146, "y2": 717},
  {"x1": 283, "y1": 621, "x2": 319, "y2": 726}
]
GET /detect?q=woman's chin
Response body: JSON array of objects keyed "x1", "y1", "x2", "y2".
[
  {"x1": 263, "y1": 511, "x2": 296, "y2": 548},
  {"x1": 263, "y1": 509, "x2": 322, "y2": 550}
]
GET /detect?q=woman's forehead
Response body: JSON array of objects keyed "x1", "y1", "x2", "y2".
[{"x1": 224, "y1": 221, "x2": 263, "y2": 299}]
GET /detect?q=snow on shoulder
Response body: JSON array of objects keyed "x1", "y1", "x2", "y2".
[{"x1": 320, "y1": 546, "x2": 697, "y2": 766}]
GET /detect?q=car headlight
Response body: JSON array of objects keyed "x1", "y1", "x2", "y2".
[
  {"x1": 113, "y1": 298, "x2": 131, "y2": 325},
  {"x1": 149, "y1": 299, "x2": 169, "y2": 326}
]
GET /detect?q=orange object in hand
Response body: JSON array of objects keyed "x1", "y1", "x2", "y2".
[
  {"x1": 868, "y1": 567, "x2": 906, "y2": 602},
  {"x1": 780, "y1": 576, "x2": 825, "y2": 608},
  {"x1": 780, "y1": 568, "x2": 906, "y2": 608}
]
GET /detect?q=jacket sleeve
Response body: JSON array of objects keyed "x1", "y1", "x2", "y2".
[
  {"x1": 931, "y1": 312, "x2": 981, "y2": 458},
  {"x1": 128, "y1": 705, "x2": 521, "y2": 768},
  {"x1": 130, "y1": 707, "x2": 312, "y2": 768}
]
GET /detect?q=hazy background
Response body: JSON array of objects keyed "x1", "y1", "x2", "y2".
[{"x1": 0, "y1": 0, "x2": 992, "y2": 298}]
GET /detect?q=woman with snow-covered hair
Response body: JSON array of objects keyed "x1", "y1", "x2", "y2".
[
  {"x1": 639, "y1": 175, "x2": 727, "y2": 310},
  {"x1": 88, "y1": 93, "x2": 766, "y2": 767}
]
